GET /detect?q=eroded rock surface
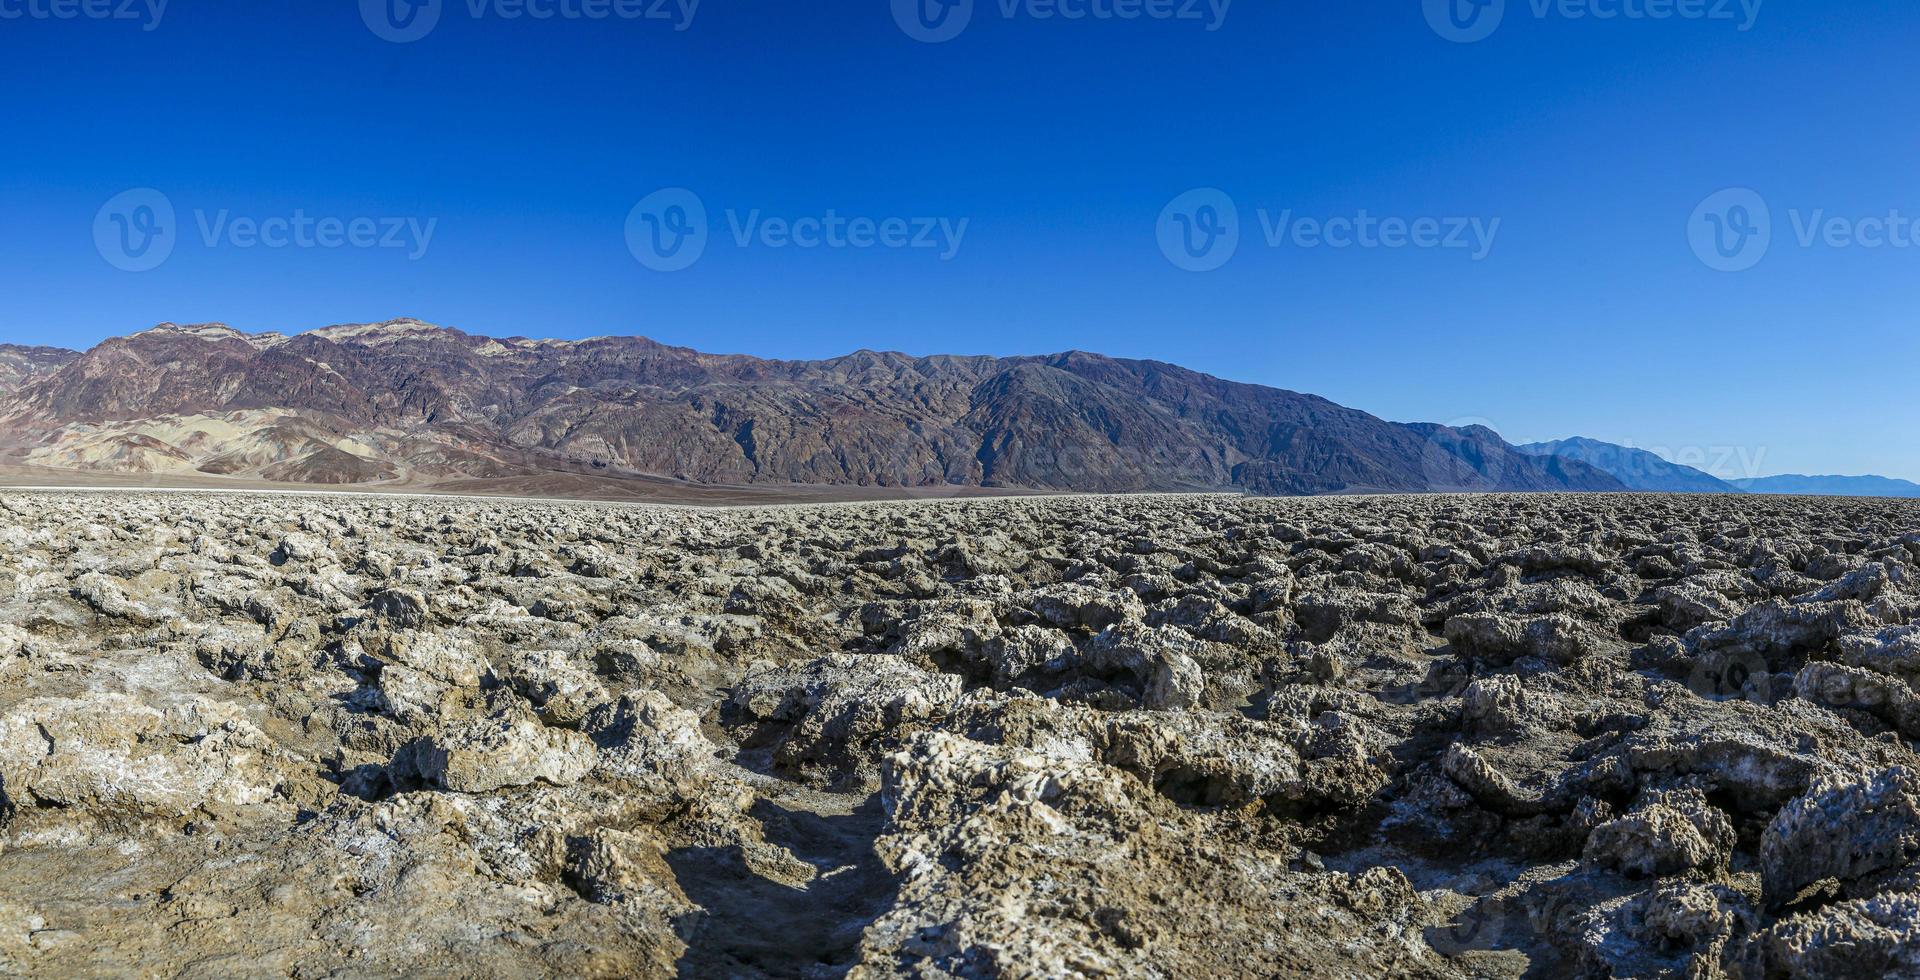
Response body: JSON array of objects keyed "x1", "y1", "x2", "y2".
[{"x1": 2, "y1": 490, "x2": 1919, "y2": 978}]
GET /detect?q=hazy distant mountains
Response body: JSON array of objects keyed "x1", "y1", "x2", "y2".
[
  {"x1": 0, "y1": 320, "x2": 1625, "y2": 497},
  {"x1": 1732, "y1": 475, "x2": 1920, "y2": 498},
  {"x1": 1520, "y1": 437, "x2": 1919, "y2": 499},
  {"x1": 1517, "y1": 437, "x2": 1740, "y2": 493}
]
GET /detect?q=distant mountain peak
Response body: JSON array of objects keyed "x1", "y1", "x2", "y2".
[
  {"x1": 1517, "y1": 437, "x2": 1739, "y2": 494},
  {"x1": 306, "y1": 318, "x2": 462, "y2": 346},
  {"x1": 138, "y1": 322, "x2": 235, "y2": 338},
  {"x1": 132, "y1": 323, "x2": 288, "y2": 348}
]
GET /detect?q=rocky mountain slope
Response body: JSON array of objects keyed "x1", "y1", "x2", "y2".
[
  {"x1": 0, "y1": 344, "x2": 79, "y2": 395},
  {"x1": 0, "y1": 320, "x2": 1624, "y2": 497},
  {"x1": 5, "y1": 489, "x2": 1920, "y2": 976},
  {"x1": 1519, "y1": 437, "x2": 1740, "y2": 494}
]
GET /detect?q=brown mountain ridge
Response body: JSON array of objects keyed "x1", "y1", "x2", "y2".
[{"x1": 0, "y1": 319, "x2": 1625, "y2": 499}]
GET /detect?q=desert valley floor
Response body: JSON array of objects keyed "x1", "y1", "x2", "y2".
[{"x1": 2, "y1": 490, "x2": 1919, "y2": 978}]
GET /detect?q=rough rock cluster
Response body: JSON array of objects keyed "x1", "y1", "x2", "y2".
[{"x1": 3, "y1": 489, "x2": 1919, "y2": 977}]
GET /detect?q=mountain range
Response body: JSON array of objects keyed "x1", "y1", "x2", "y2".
[
  {"x1": 2, "y1": 320, "x2": 1909, "y2": 502},
  {"x1": 0, "y1": 319, "x2": 1629, "y2": 499}
]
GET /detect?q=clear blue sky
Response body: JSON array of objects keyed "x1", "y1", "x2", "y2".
[{"x1": 1, "y1": 0, "x2": 1914, "y2": 480}]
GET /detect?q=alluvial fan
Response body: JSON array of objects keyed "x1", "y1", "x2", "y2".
[{"x1": 1, "y1": 490, "x2": 1918, "y2": 978}]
